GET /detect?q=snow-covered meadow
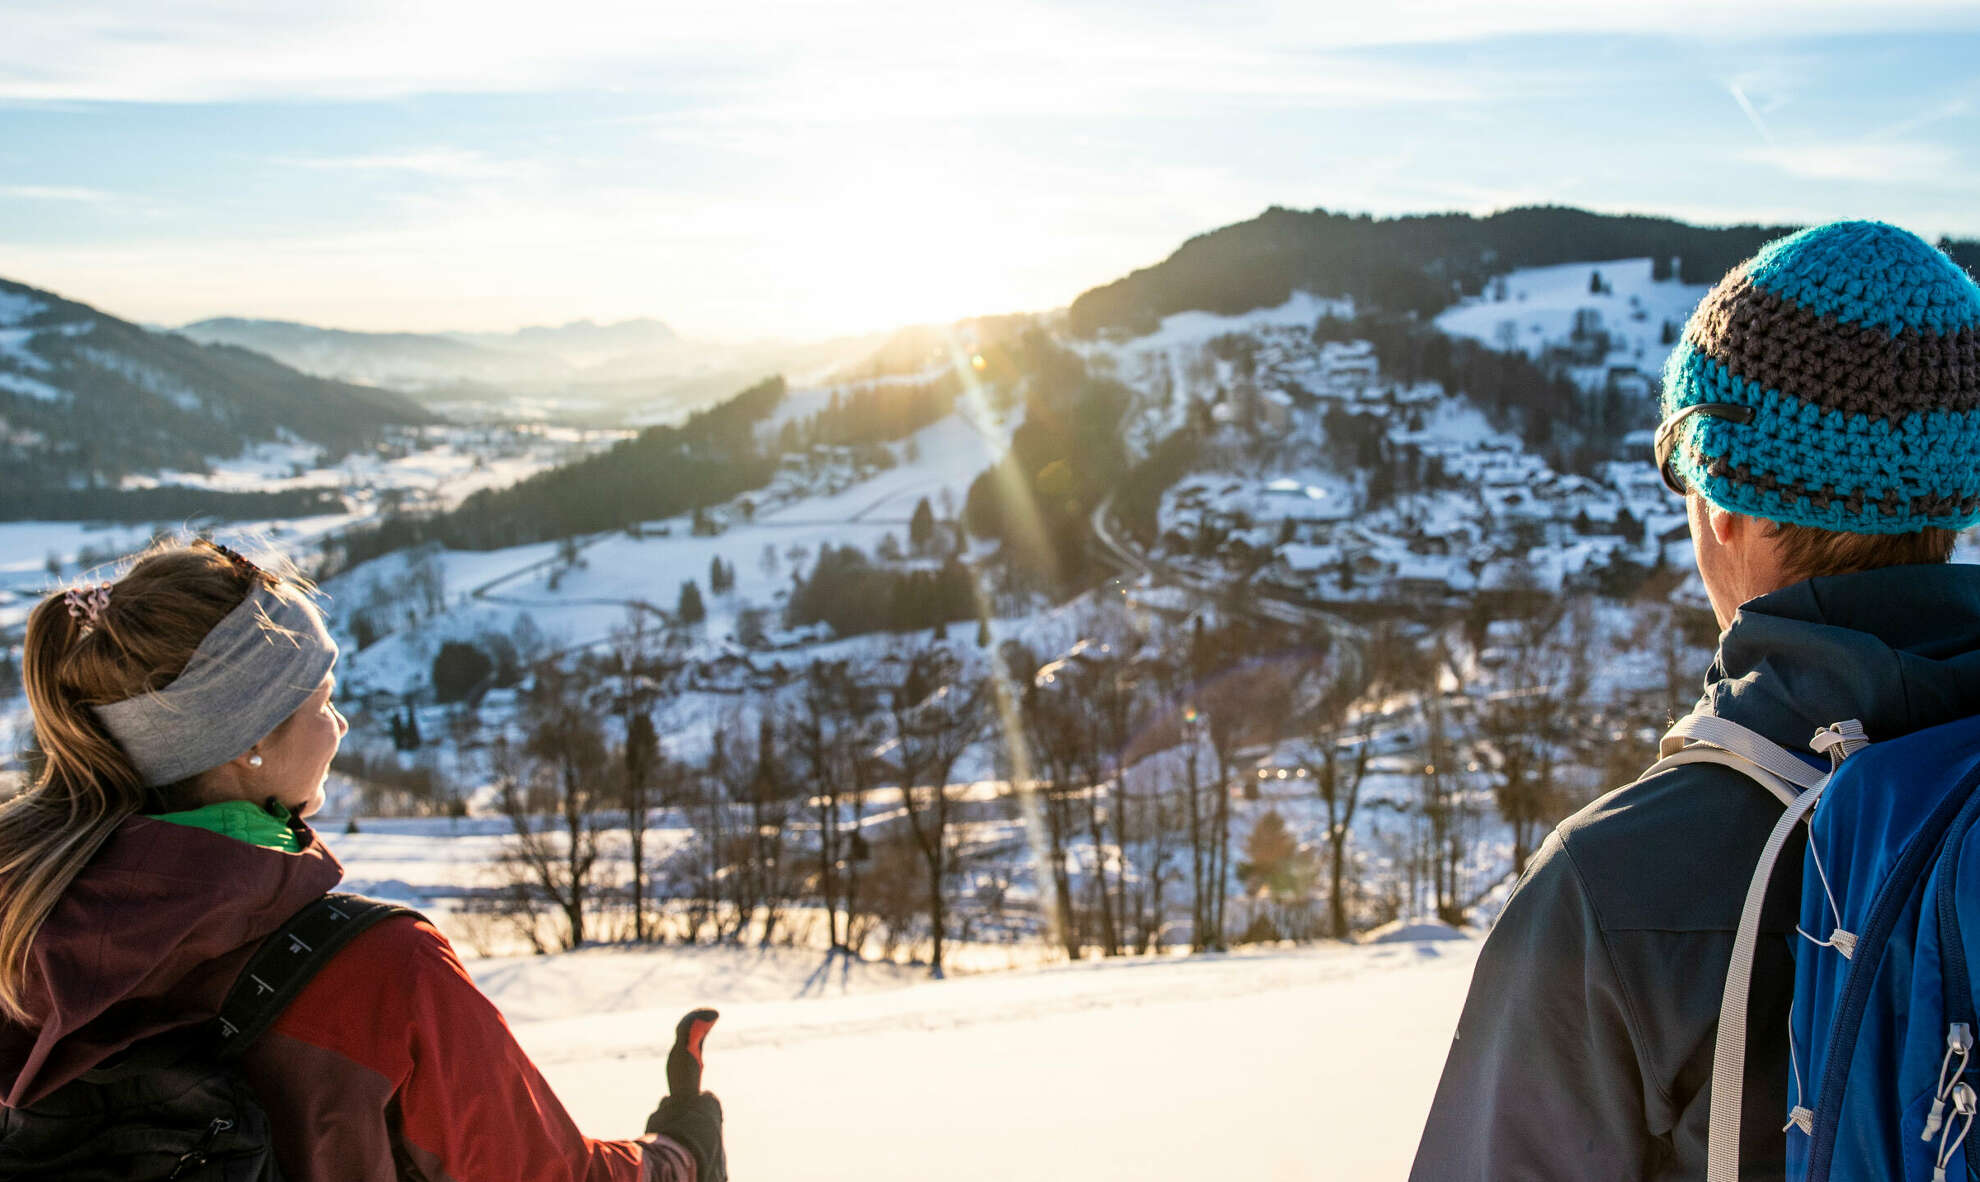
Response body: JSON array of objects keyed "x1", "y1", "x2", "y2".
[
  {"x1": 535, "y1": 934, "x2": 1475, "y2": 1179},
  {"x1": 307, "y1": 806, "x2": 1479, "y2": 1179}
]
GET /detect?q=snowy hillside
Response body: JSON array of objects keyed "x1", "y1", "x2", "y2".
[
  {"x1": 327, "y1": 403, "x2": 1015, "y2": 703},
  {"x1": 0, "y1": 274, "x2": 435, "y2": 516},
  {"x1": 1435, "y1": 257, "x2": 1711, "y2": 386}
]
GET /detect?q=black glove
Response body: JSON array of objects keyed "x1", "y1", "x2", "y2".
[{"x1": 646, "y1": 1009, "x2": 725, "y2": 1182}]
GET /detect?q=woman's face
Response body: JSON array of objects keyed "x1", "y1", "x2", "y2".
[{"x1": 254, "y1": 672, "x2": 347, "y2": 818}]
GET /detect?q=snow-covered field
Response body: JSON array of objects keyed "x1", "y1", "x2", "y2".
[
  {"x1": 506, "y1": 933, "x2": 1477, "y2": 1180},
  {"x1": 327, "y1": 405, "x2": 1016, "y2": 700},
  {"x1": 1434, "y1": 256, "x2": 1709, "y2": 374}
]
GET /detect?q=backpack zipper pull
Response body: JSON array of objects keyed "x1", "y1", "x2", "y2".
[
  {"x1": 1926, "y1": 1025, "x2": 1974, "y2": 1142},
  {"x1": 168, "y1": 1118, "x2": 235, "y2": 1180},
  {"x1": 1932, "y1": 1081, "x2": 1976, "y2": 1181}
]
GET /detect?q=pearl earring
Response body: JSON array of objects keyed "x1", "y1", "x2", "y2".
[{"x1": 248, "y1": 753, "x2": 264, "y2": 768}]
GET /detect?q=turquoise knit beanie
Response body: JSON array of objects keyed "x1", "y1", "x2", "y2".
[{"x1": 1660, "y1": 220, "x2": 1980, "y2": 533}]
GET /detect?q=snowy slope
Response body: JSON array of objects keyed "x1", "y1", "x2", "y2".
[
  {"x1": 1434, "y1": 257, "x2": 1709, "y2": 375},
  {"x1": 330, "y1": 404, "x2": 1015, "y2": 700},
  {"x1": 528, "y1": 935, "x2": 1476, "y2": 1180}
]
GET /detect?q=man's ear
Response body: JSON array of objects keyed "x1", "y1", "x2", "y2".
[{"x1": 1705, "y1": 501, "x2": 1740, "y2": 547}]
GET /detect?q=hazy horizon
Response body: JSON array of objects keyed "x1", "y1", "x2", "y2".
[{"x1": 5, "y1": 2, "x2": 1980, "y2": 339}]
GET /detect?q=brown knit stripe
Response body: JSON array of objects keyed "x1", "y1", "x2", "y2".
[
  {"x1": 1684, "y1": 265, "x2": 1980, "y2": 421},
  {"x1": 1701, "y1": 454, "x2": 1980, "y2": 520}
]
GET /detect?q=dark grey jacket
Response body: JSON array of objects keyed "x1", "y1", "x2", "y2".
[{"x1": 1412, "y1": 564, "x2": 1980, "y2": 1180}]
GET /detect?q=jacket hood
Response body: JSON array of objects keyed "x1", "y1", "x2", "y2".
[
  {"x1": 1702, "y1": 562, "x2": 1980, "y2": 751},
  {"x1": 0, "y1": 814, "x2": 342, "y2": 1107}
]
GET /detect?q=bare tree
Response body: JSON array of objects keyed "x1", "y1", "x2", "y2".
[
  {"x1": 1298, "y1": 668, "x2": 1377, "y2": 939},
  {"x1": 706, "y1": 710, "x2": 794, "y2": 944},
  {"x1": 1415, "y1": 642, "x2": 1480, "y2": 926},
  {"x1": 745, "y1": 716, "x2": 796, "y2": 946},
  {"x1": 1190, "y1": 621, "x2": 1310, "y2": 951},
  {"x1": 613, "y1": 608, "x2": 662, "y2": 941},
  {"x1": 787, "y1": 661, "x2": 883, "y2": 957},
  {"x1": 1035, "y1": 639, "x2": 1128, "y2": 957},
  {"x1": 887, "y1": 646, "x2": 985, "y2": 978},
  {"x1": 1142, "y1": 634, "x2": 1214, "y2": 954},
  {"x1": 500, "y1": 661, "x2": 611, "y2": 949},
  {"x1": 1475, "y1": 595, "x2": 1595, "y2": 875},
  {"x1": 1020, "y1": 659, "x2": 1087, "y2": 959}
]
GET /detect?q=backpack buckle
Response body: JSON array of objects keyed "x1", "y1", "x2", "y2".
[{"x1": 1810, "y1": 720, "x2": 1870, "y2": 771}]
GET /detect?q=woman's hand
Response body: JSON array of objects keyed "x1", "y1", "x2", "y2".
[{"x1": 646, "y1": 1009, "x2": 725, "y2": 1182}]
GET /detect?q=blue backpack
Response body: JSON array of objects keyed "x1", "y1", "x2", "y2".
[{"x1": 1650, "y1": 712, "x2": 1980, "y2": 1181}]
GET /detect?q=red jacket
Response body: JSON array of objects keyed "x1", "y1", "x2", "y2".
[{"x1": 0, "y1": 815, "x2": 693, "y2": 1182}]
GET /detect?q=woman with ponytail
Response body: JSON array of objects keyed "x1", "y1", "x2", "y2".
[{"x1": 0, "y1": 541, "x2": 724, "y2": 1181}]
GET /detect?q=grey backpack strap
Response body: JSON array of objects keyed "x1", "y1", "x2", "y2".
[
  {"x1": 1706, "y1": 781, "x2": 1824, "y2": 1182},
  {"x1": 1660, "y1": 714, "x2": 1827, "y2": 794},
  {"x1": 1645, "y1": 713, "x2": 1865, "y2": 1182},
  {"x1": 1639, "y1": 746, "x2": 1802, "y2": 807}
]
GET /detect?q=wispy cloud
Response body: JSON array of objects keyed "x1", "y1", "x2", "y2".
[
  {"x1": 0, "y1": 184, "x2": 113, "y2": 203},
  {"x1": 1744, "y1": 141, "x2": 1959, "y2": 183},
  {"x1": 274, "y1": 149, "x2": 526, "y2": 180},
  {"x1": 6, "y1": 1, "x2": 1978, "y2": 105}
]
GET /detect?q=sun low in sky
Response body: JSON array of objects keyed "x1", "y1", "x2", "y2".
[{"x1": 3, "y1": 1, "x2": 1978, "y2": 343}]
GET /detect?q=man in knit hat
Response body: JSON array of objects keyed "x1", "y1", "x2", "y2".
[{"x1": 1410, "y1": 220, "x2": 1980, "y2": 1180}]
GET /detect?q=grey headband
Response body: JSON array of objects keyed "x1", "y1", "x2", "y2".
[{"x1": 92, "y1": 585, "x2": 339, "y2": 789}]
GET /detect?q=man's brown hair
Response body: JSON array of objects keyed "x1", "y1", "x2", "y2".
[{"x1": 1765, "y1": 521, "x2": 1959, "y2": 583}]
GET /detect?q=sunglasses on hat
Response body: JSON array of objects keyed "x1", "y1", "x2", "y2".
[{"x1": 1652, "y1": 402, "x2": 1755, "y2": 496}]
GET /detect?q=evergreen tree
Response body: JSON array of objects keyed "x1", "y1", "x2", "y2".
[
  {"x1": 909, "y1": 497, "x2": 936, "y2": 554},
  {"x1": 677, "y1": 579, "x2": 707, "y2": 625}
]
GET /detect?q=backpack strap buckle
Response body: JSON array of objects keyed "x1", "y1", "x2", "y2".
[{"x1": 1812, "y1": 720, "x2": 1871, "y2": 770}]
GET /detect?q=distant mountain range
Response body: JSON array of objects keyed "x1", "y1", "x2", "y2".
[
  {"x1": 0, "y1": 276, "x2": 433, "y2": 519},
  {"x1": 175, "y1": 316, "x2": 683, "y2": 392},
  {"x1": 448, "y1": 317, "x2": 678, "y2": 366},
  {"x1": 169, "y1": 313, "x2": 890, "y2": 430},
  {"x1": 175, "y1": 318, "x2": 573, "y2": 390}
]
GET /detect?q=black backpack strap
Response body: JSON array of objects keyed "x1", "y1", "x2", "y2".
[{"x1": 209, "y1": 892, "x2": 419, "y2": 1059}]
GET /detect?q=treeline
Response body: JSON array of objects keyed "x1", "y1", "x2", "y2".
[
  {"x1": 963, "y1": 333, "x2": 1130, "y2": 592},
  {"x1": 1312, "y1": 311, "x2": 1626, "y2": 472},
  {"x1": 458, "y1": 589, "x2": 1664, "y2": 971},
  {"x1": 481, "y1": 636, "x2": 1008, "y2": 967},
  {"x1": 786, "y1": 545, "x2": 977, "y2": 637},
  {"x1": 1066, "y1": 205, "x2": 1888, "y2": 337},
  {"x1": 0, "y1": 484, "x2": 350, "y2": 524},
  {"x1": 323, "y1": 376, "x2": 787, "y2": 572},
  {"x1": 787, "y1": 375, "x2": 962, "y2": 450}
]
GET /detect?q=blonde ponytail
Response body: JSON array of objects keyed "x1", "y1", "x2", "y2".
[{"x1": 0, "y1": 542, "x2": 313, "y2": 1023}]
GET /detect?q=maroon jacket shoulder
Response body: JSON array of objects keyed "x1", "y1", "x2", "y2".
[{"x1": 245, "y1": 914, "x2": 690, "y2": 1182}]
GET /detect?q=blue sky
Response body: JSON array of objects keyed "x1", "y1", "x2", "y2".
[{"x1": 3, "y1": 2, "x2": 1979, "y2": 340}]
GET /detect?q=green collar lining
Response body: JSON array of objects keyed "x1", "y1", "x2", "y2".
[{"x1": 147, "y1": 799, "x2": 302, "y2": 854}]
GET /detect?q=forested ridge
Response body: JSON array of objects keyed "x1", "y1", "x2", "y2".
[
  {"x1": 324, "y1": 376, "x2": 789, "y2": 571},
  {"x1": 1067, "y1": 205, "x2": 1980, "y2": 337},
  {"x1": 0, "y1": 276, "x2": 433, "y2": 520}
]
